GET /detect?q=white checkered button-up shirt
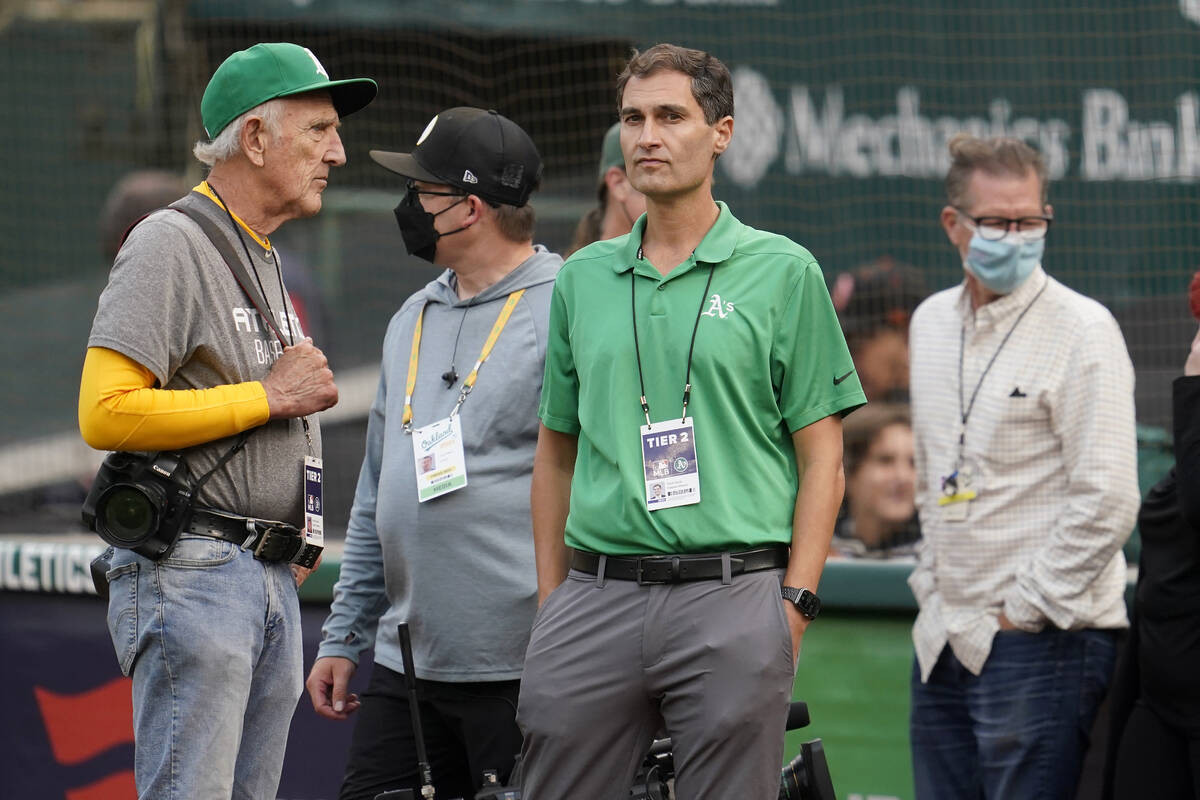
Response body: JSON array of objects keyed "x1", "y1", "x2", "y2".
[{"x1": 908, "y1": 266, "x2": 1139, "y2": 681}]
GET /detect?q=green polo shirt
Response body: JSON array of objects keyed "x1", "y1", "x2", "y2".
[{"x1": 540, "y1": 202, "x2": 865, "y2": 555}]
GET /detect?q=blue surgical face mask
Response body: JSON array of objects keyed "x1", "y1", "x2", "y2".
[{"x1": 964, "y1": 231, "x2": 1043, "y2": 295}]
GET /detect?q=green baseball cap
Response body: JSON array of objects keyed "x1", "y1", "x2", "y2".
[
  {"x1": 598, "y1": 121, "x2": 624, "y2": 178},
  {"x1": 201, "y1": 43, "x2": 377, "y2": 139}
]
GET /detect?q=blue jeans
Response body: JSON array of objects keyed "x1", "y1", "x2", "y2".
[
  {"x1": 910, "y1": 628, "x2": 1116, "y2": 800},
  {"x1": 105, "y1": 534, "x2": 303, "y2": 799}
]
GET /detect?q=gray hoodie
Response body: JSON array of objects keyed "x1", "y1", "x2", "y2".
[{"x1": 318, "y1": 246, "x2": 561, "y2": 681}]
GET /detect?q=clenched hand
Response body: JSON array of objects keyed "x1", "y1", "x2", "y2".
[{"x1": 263, "y1": 338, "x2": 338, "y2": 419}]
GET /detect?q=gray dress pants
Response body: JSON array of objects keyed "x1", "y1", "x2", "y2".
[{"x1": 517, "y1": 564, "x2": 796, "y2": 800}]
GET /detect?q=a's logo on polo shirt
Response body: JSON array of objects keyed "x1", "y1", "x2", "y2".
[{"x1": 702, "y1": 293, "x2": 735, "y2": 319}]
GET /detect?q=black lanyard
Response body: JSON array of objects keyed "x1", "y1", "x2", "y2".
[
  {"x1": 956, "y1": 281, "x2": 1047, "y2": 459},
  {"x1": 207, "y1": 183, "x2": 310, "y2": 443},
  {"x1": 629, "y1": 248, "x2": 715, "y2": 425},
  {"x1": 208, "y1": 183, "x2": 295, "y2": 347}
]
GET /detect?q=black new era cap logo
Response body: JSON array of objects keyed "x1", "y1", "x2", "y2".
[
  {"x1": 462, "y1": 169, "x2": 478, "y2": 184},
  {"x1": 500, "y1": 163, "x2": 525, "y2": 189}
]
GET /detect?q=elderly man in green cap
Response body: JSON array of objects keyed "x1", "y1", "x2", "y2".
[{"x1": 78, "y1": 43, "x2": 374, "y2": 799}]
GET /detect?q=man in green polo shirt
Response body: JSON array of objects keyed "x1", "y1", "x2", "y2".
[{"x1": 516, "y1": 43, "x2": 865, "y2": 799}]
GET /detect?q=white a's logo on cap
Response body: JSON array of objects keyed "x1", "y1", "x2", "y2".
[
  {"x1": 303, "y1": 47, "x2": 329, "y2": 79},
  {"x1": 417, "y1": 116, "x2": 438, "y2": 145},
  {"x1": 462, "y1": 170, "x2": 479, "y2": 184}
]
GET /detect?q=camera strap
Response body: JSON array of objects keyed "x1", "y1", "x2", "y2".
[
  {"x1": 163, "y1": 199, "x2": 283, "y2": 490},
  {"x1": 170, "y1": 193, "x2": 316, "y2": 449},
  {"x1": 168, "y1": 198, "x2": 290, "y2": 348},
  {"x1": 191, "y1": 430, "x2": 252, "y2": 496}
]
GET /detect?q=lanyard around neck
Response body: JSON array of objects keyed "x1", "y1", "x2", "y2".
[
  {"x1": 205, "y1": 182, "x2": 293, "y2": 349},
  {"x1": 201, "y1": 182, "x2": 311, "y2": 447},
  {"x1": 956, "y1": 280, "x2": 1047, "y2": 457},
  {"x1": 630, "y1": 249, "x2": 715, "y2": 425},
  {"x1": 403, "y1": 289, "x2": 526, "y2": 432}
]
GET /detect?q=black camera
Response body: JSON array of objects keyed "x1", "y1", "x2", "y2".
[
  {"x1": 375, "y1": 624, "x2": 837, "y2": 800},
  {"x1": 779, "y1": 740, "x2": 836, "y2": 800},
  {"x1": 622, "y1": 712, "x2": 836, "y2": 800},
  {"x1": 390, "y1": 702, "x2": 835, "y2": 800},
  {"x1": 82, "y1": 451, "x2": 196, "y2": 560}
]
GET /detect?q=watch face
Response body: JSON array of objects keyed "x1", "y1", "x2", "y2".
[
  {"x1": 798, "y1": 589, "x2": 821, "y2": 619},
  {"x1": 783, "y1": 586, "x2": 820, "y2": 619}
]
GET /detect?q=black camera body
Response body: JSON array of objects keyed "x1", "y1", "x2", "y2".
[
  {"x1": 82, "y1": 450, "x2": 196, "y2": 560},
  {"x1": 392, "y1": 702, "x2": 834, "y2": 800},
  {"x1": 374, "y1": 623, "x2": 837, "y2": 800}
]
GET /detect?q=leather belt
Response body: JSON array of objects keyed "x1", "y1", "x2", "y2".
[
  {"x1": 571, "y1": 545, "x2": 789, "y2": 585},
  {"x1": 187, "y1": 508, "x2": 322, "y2": 569}
]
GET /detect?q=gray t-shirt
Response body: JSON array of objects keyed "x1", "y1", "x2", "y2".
[{"x1": 87, "y1": 191, "x2": 320, "y2": 525}]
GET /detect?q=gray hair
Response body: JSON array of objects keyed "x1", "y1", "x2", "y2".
[
  {"x1": 945, "y1": 133, "x2": 1049, "y2": 208},
  {"x1": 192, "y1": 99, "x2": 284, "y2": 167}
]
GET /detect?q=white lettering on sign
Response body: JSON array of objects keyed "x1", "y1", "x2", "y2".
[
  {"x1": 1182, "y1": 0, "x2": 1200, "y2": 25},
  {"x1": 776, "y1": 85, "x2": 1069, "y2": 183},
  {"x1": 722, "y1": 68, "x2": 1200, "y2": 187},
  {"x1": 0, "y1": 541, "x2": 104, "y2": 595},
  {"x1": 1081, "y1": 89, "x2": 1200, "y2": 180}
]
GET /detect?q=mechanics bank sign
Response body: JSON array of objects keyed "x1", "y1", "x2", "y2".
[{"x1": 723, "y1": 67, "x2": 1200, "y2": 189}]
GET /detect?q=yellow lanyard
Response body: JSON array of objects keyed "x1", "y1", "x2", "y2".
[{"x1": 402, "y1": 289, "x2": 526, "y2": 433}]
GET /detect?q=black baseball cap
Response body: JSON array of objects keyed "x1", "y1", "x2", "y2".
[{"x1": 370, "y1": 107, "x2": 542, "y2": 207}]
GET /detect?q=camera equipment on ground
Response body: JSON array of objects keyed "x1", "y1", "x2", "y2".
[{"x1": 376, "y1": 623, "x2": 837, "y2": 800}]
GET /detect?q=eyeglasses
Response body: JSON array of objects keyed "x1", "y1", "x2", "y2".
[
  {"x1": 402, "y1": 179, "x2": 464, "y2": 206},
  {"x1": 405, "y1": 179, "x2": 463, "y2": 197},
  {"x1": 955, "y1": 208, "x2": 1053, "y2": 241}
]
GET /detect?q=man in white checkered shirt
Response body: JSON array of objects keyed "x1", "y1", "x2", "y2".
[{"x1": 907, "y1": 133, "x2": 1140, "y2": 800}]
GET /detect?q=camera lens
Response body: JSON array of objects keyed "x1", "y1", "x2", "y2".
[
  {"x1": 96, "y1": 483, "x2": 162, "y2": 546},
  {"x1": 778, "y1": 752, "x2": 805, "y2": 800}
]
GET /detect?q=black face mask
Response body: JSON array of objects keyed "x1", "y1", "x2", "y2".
[{"x1": 393, "y1": 189, "x2": 469, "y2": 263}]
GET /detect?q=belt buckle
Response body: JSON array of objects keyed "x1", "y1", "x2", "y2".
[
  {"x1": 253, "y1": 525, "x2": 301, "y2": 563},
  {"x1": 635, "y1": 556, "x2": 676, "y2": 585},
  {"x1": 291, "y1": 542, "x2": 323, "y2": 569}
]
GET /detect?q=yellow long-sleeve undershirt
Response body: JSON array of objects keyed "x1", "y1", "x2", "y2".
[{"x1": 79, "y1": 346, "x2": 270, "y2": 451}]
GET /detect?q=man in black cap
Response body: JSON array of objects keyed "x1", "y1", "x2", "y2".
[
  {"x1": 79, "y1": 43, "x2": 375, "y2": 798},
  {"x1": 305, "y1": 107, "x2": 561, "y2": 800}
]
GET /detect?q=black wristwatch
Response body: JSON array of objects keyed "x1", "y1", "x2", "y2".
[{"x1": 781, "y1": 586, "x2": 821, "y2": 620}]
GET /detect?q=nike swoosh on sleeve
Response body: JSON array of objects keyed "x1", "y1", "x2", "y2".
[{"x1": 833, "y1": 370, "x2": 854, "y2": 385}]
